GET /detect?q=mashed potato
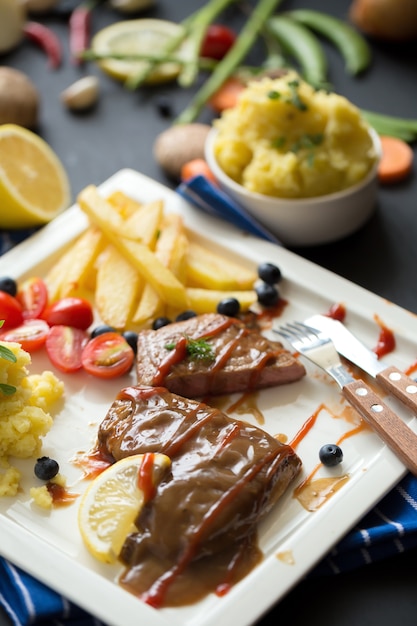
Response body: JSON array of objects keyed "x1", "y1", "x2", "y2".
[
  {"x1": 213, "y1": 71, "x2": 378, "y2": 199},
  {"x1": 0, "y1": 341, "x2": 64, "y2": 496}
]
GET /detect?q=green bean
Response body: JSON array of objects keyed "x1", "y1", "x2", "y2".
[
  {"x1": 266, "y1": 15, "x2": 330, "y2": 90},
  {"x1": 124, "y1": 0, "x2": 236, "y2": 90},
  {"x1": 288, "y1": 9, "x2": 372, "y2": 76},
  {"x1": 177, "y1": 0, "x2": 237, "y2": 88},
  {"x1": 361, "y1": 110, "x2": 417, "y2": 142},
  {"x1": 361, "y1": 110, "x2": 417, "y2": 133},
  {"x1": 175, "y1": 0, "x2": 284, "y2": 125}
]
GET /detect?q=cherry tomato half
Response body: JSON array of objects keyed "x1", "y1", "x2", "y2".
[
  {"x1": 0, "y1": 319, "x2": 49, "y2": 352},
  {"x1": 46, "y1": 325, "x2": 89, "y2": 373},
  {"x1": 42, "y1": 297, "x2": 94, "y2": 331},
  {"x1": 81, "y1": 332, "x2": 134, "y2": 379},
  {"x1": 0, "y1": 292, "x2": 24, "y2": 330},
  {"x1": 16, "y1": 276, "x2": 48, "y2": 320},
  {"x1": 200, "y1": 24, "x2": 236, "y2": 60}
]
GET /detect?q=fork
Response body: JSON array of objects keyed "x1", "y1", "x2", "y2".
[{"x1": 275, "y1": 321, "x2": 417, "y2": 477}]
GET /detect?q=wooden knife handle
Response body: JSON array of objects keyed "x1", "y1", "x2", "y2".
[
  {"x1": 343, "y1": 378, "x2": 417, "y2": 477},
  {"x1": 376, "y1": 365, "x2": 417, "y2": 416}
]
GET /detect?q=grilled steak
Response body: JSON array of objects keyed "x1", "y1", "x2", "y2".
[
  {"x1": 136, "y1": 313, "x2": 305, "y2": 397},
  {"x1": 98, "y1": 385, "x2": 302, "y2": 608}
]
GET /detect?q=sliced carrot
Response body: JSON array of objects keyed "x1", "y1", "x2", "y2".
[
  {"x1": 208, "y1": 76, "x2": 245, "y2": 113},
  {"x1": 180, "y1": 158, "x2": 217, "y2": 184},
  {"x1": 378, "y1": 135, "x2": 414, "y2": 184}
]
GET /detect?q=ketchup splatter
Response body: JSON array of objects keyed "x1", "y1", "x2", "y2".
[
  {"x1": 138, "y1": 452, "x2": 158, "y2": 502},
  {"x1": 325, "y1": 302, "x2": 346, "y2": 322},
  {"x1": 373, "y1": 315, "x2": 396, "y2": 358},
  {"x1": 46, "y1": 482, "x2": 78, "y2": 506}
]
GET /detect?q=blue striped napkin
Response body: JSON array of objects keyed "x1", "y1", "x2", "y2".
[{"x1": 2, "y1": 205, "x2": 417, "y2": 625}]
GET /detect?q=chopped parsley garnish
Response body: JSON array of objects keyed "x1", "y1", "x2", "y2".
[
  {"x1": 290, "y1": 133, "x2": 324, "y2": 153},
  {"x1": 165, "y1": 335, "x2": 215, "y2": 362},
  {"x1": 0, "y1": 324, "x2": 17, "y2": 395},
  {"x1": 272, "y1": 136, "x2": 286, "y2": 149},
  {"x1": 286, "y1": 79, "x2": 308, "y2": 111},
  {"x1": 267, "y1": 90, "x2": 281, "y2": 100}
]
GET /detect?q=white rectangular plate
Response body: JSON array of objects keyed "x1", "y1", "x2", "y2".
[{"x1": 1, "y1": 169, "x2": 416, "y2": 626}]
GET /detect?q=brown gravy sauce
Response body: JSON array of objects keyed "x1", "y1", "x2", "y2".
[{"x1": 227, "y1": 391, "x2": 264, "y2": 425}]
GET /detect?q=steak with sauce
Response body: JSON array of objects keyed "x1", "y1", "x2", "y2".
[
  {"x1": 97, "y1": 385, "x2": 302, "y2": 608},
  {"x1": 136, "y1": 313, "x2": 305, "y2": 397}
]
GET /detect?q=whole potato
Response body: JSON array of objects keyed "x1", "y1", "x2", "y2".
[
  {"x1": 0, "y1": 67, "x2": 39, "y2": 128},
  {"x1": 153, "y1": 123, "x2": 211, "y2": 180}
]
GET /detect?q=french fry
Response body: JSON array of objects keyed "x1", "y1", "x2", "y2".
[
  {"x1": 106, "y1": 191, "x2": 163, "y2": 245},
  {"x1": 185, "y1": 242, "x2": 257, "y2": 290},
  {"x1": 77, "y1": 185, "x2": 188, "y2": 311},
  {"x1": 44, "y1": 226, "x2": 104, "y2": 301},
  {"x1": 122, "y1": 200, "x2": 163, "y2": 248},
  {"x1": 95, "y1": 245, "x2": 142, "y2": 330},
  {"x1": 185, "y1": 287, "x2": 257, "y2": 314},
  {"x1": 169, "y1": 231, "x2": 188, "y2": 285},
  {"x1": 106, "y1": 190, "x2": 142, "y2": 218},
  {"x1": 132, "y1": 213, "x2": 188, "y2": 326}
]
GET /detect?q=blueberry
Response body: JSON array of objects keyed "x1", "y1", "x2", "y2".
[
  {"x1": 91, "y1": 324, "x2": 116, "y2": 338},
  {"x1": 152, "y1": 316, "x2": 172, "y2": 330},
  {"x1": 0, "y1": 276, "x2": 17, "y2": 297},
  {"x1": 258, "y1": 262, "x2": 282, "y2": 285},
  {"x1": 176, "y1": 310, "x2": 197, "y2": 322},
  {"x1": 255, "y1": 282, "x2": 279, "y2": 307},
  {"x1": 122, "y1": 330, "x2": 138, "y2": 354},
  {"x1": 319, "y1": 444, "x2": 343, "y2": 467},
  {"x1": 217, "y1": 297, "x2": 240, "y2": 317},
  {"x1": 34, "y1": 456, "x2": 59, "y2": 481}
]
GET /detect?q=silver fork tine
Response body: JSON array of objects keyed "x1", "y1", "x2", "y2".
[{"x1": 276, "y1": 321, "x2": 324, "y2": 347}]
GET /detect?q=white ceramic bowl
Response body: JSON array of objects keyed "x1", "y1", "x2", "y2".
[{"x1": 205, "y1": 127, "x2": 381, "y2": 247}]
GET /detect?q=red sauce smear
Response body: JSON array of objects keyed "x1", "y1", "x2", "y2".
[
  {"x1": 257, "y1": 298, "x2": 288, "y2": 327},
  {"x1": 289, "y1": 404, "x2": 323, "y2": 449},
  {"x1": 294, "y1": 422, "x2": 367, "y2": 497},
  {"x1": 216, "y1": 423, "x2": 241, "y2": 453},
  {"x1": 215, "y1": 535, "x2": 252, "y2": 598},
  {"x1": 73, "y1": 447, "x2": 113, "y2": 479},
  {"x1": 405, "y1": 360, "x2": 417, "y2": 377},
  {"x1": 211, "y1": 326, "x2": 246, "y2": 372},
  {"x1": 373, "y1": 314, "x2": 395, "y2": 358},
  {"x1": 47, "y1": 482, "x2": 79, "y2": 506},
  {"x1": 138, "y1": 452, "x2": 158, "y2": 502},
  {"x1": 152, "y1": 336, "x2": 188, "y2": 385},
  {"x1": 325, "y1": 302, "x2": 346, "y2": 322}
]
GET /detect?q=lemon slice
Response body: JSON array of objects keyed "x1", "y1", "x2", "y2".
[
  {"x1": 0, "y1": 124, "x2": 71, "y2": 230},
  {"x1": 91, "y1": 18, "x2": 192, "y2": 84},
  {"x1": 78, "y1": 453, "x2": 171, "y2": 563}
]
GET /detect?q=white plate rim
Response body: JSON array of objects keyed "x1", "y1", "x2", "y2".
[{"x1": 0, "y1": 168, "x2": 415, "y2": 626}]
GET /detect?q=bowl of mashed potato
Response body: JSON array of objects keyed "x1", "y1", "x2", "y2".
[{"x1": 205, "y1": 71, "x2": 380, "y2": 247}]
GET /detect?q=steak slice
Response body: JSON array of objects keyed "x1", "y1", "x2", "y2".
[
  {"x1": 97, "y1": 385, "x2": 302, "y2": 608},
  {"x1": 136, "y1": 313, "x2": 305, "y2": 397}
]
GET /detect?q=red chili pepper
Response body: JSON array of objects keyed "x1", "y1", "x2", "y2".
[
  {"x1": 69, "y1": 2, "x2": 93, "y2": 65},
  {"x1": 23, "y1": 22, "x2": 62, "y2": 70}
]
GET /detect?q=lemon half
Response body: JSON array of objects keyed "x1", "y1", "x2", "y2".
[
  {"x1": 0, "y1": 124, "x2": 71, "y2": 229},
  {"x1": 91, "y1": 18, "x2": 192, "y2": 84},
  {"x1": 78, "y1": 453, "x2": 171, "y2": 563}
]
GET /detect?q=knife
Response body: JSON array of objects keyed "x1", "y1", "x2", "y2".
[{"x1": 305, "y1": 314, "x2": 417, "y2": 416}]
